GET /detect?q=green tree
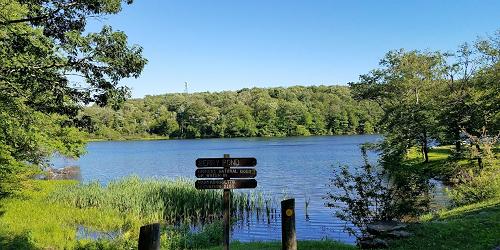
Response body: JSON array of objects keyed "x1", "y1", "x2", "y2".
[
  {"x1": 352, "y1": 50, "x2": 446, "y2": 163},
  {"x1": 0, "y1": 0, "x2": 146, "y2": 195},
  {"x1": 223, "y1": 103, "x2": 257, "y2": 137},
  {"x1": 150, "y1": 107, "x2": 179, "y2": 137}
]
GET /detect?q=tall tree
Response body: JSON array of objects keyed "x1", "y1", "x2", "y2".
[
  {"x1": 351, "y1": 50, "x2": 446, "y2": 163},
  {"x1": 0, "y1": 0, "x2": 146, "y2": 195}
]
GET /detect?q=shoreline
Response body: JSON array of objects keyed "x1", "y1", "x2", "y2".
[{"x1": 85, "y1": 133, "x2": 382, "y2": 143}]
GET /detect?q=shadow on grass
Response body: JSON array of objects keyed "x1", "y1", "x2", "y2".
[
  {"x1": 429, "y1": 147, "x2": 454, "y2": 156},
  {"x1": 389, "y1": 200, "x2": 500, "y2": 250},
  {"x1": 0, "y1": 232, "x2": 38, "y2": 250},
  {"x1": 0, "y1": 202, "x2": 37, "y2": 250}
]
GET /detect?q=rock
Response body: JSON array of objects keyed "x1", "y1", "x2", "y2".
[
  {"x1": 46, "y1": 166, "x2": 81, "y2": 180},
  {"x1": 492, "y1": 246, "x2": 500, "y2": 250},
  {"x1": 358, "y1": 237, "x2": 389, "y2": 249},
  {"x1": 366, "y1": 220, "x2": 407, "y2": 235},
  {"x1": 386, "y1": 230, "x2": 412, "y2": 238}
]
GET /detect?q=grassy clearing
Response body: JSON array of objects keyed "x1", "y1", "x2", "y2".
[{"x1": 403, "y1": 146, "x2": 457, "y2": 178}]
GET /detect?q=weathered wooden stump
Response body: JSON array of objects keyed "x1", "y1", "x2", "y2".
[
  {"x1": 138, "y1": 223, "x2": 160, "y2": 250},
  {"x1": 281, "y1": 198, "x2": 297, "y2": 250}
]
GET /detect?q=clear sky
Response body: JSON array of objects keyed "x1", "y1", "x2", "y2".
[{"x1": 87, "y1": 0, "x2": 500, "y2": 98}]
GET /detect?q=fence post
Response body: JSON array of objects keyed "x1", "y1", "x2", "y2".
[
  {"x1": 138, "y1": 223, "x2": 160, "y2": 250},
  {"x1": 281, "y1": 198, "x2": 297, "y2": 250}
]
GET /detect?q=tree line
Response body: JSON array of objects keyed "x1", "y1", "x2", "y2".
[{"x1": 82, "y1": 86, "x2": 384, "y2": 139}]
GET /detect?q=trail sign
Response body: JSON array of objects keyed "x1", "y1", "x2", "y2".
[
  {"x1": 195, "y1": 155, "x2": 257, "y2": 250},
  {"x1": 196, "y1": 157, "x2": 257, "y2": 168},
  {"x1": 195, "y1": 179, "x2": 257, "y2": 189},
  {"x1": 195, "y1": 168, "x2": 257, "y2": 179}
]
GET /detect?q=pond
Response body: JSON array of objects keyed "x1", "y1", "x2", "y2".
[{"x1": 52, "y1": 135, "x2": 384, "y2": 244}]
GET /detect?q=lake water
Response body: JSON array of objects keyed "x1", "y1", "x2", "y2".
[{"x1": 52, "y1": 135, "x2": 383, "y2": 244}]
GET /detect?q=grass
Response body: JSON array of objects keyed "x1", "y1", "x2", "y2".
[
  {"x1": 50, "y1": 176, "x2": 275, "y2": 224},
  {"x1": 402, "y1": 146, "x2": 457, "y2": 179},
  {"x1": 0, "y1": 177, "x2": 276, "y2": 249},
  {"x1": 382, "y1": 145, "x2": 500, "y2": 249},
  {"x1": 404, "y1": 145, "x2": 499, "y2": 181},
  {"x1": 388, "y1": 197, "x2": 500, "y2": 250},
  {"x1": 0, "y1": 180, "x2": 134, "y2": 249}
]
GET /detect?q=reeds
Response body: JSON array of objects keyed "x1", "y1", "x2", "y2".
[{"x1": 49, "y1": 176, "x2": 274, "y2": 225}]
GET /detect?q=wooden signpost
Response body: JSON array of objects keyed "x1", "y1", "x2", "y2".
[
  {"x1": 195, "y1": 168, "x2": 257, "y2": 179},
  {"x1": 195, "y1": 154, "x2": 257, "y2": 250}
]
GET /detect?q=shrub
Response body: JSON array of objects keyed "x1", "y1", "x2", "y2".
[{"x1": 448, "y1": 168, "x2": 500, "y2": 206}]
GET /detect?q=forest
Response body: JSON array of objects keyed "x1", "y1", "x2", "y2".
[{"x1": 82, "y1": 86, "x2": 383, "y2": 140}]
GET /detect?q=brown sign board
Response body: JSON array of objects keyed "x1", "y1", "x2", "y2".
[
  {"x1": 195, "y1": 179, "x2": 257, "y2": 190},
  {"x1": 195, "y1": 168, "x2": 257, "y2": 179},
  {"x1": 196, "y1": 157, "x2": 257, "y2": 168}
]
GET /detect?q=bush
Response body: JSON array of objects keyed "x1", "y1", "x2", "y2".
[{"x1": 448, "y1": 168, "x2": 500, "y2": 206}]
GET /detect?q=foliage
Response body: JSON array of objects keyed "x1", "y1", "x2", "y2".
[
  {"x1": 0, "y1": 0, "x2": 147, "y2": 196},
  {"x1": 326, "y1": 163, "x2": 390, "y2": 237},
  {"x1": 444, "y1": 130, "x2": 500, "y2": 205},
  {"x1": 351, "y1": 30, "x2": 500, "y2": 167},
  {"x1": 351, "y1": 49, "x2": 446, "y2": 164},
  {"x1": 325, "y1": 147, "x2": 433, "y2": 238},
  {"x1": 448, "y1": 168, "x2": 500, "y2": 206},
  {"x1": 83, "y1": 85, "x2": 384, "y2": 139}
]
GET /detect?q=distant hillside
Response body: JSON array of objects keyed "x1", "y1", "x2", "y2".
[{"x1": 82, "y1": 85, "x2": 383, "y2": 140}]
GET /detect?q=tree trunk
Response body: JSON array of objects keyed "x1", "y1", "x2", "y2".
[
  {"x1": 423, "y1": 144, "x2": 429, "y2": 163},
  {"x1": 422, "y1": 130, "x2": 429, "y2": 163},
  {"x1": 475, "y1": 144, "x2": 483, "y2": 169},
  {"x1": 455, "y1": 129, "x2": 461, "y2": 152}
]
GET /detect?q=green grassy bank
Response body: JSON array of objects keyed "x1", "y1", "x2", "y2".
[
  {"x1": 389, "y1": 197, "x2": 500, "y2": 250},
  {"x1": 0, "y1": 178, "x2": 277, "y2": 249}
]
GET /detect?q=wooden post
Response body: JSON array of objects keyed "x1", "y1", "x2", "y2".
[
  {"x1": 223, "y1": 153, "x2": 231, "y2": 250},
  {"x1": 281, "y1": 199, "x2": 297, "y2": 250},
  {"x1": 138, "y1": 223, "x2": 160, "y2": 250}
]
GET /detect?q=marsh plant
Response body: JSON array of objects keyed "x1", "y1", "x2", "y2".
[{"x1": 49, "y1": 176, "x2": 274, "y2": 225}]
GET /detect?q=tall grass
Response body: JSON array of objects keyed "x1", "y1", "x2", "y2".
[{"x1": 49, "y1": 176, "x2": 274, "y2": 224}]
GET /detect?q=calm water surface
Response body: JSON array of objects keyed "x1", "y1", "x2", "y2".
[{"x1": 53, "y1": 135, "x2": 382, "y2": 244}]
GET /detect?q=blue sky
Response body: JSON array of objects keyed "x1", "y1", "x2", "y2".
[{"x1": 88, "y1": 0, "x2": 500, "y2": 98}]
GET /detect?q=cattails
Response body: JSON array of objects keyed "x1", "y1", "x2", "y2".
[{"x1": 49, "y1": 176, "x2": 273, "y2": 224}]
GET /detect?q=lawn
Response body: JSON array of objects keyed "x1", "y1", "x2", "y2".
[{"x1": 388, "y1": 197, "x2": 500, "y2": 250}]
